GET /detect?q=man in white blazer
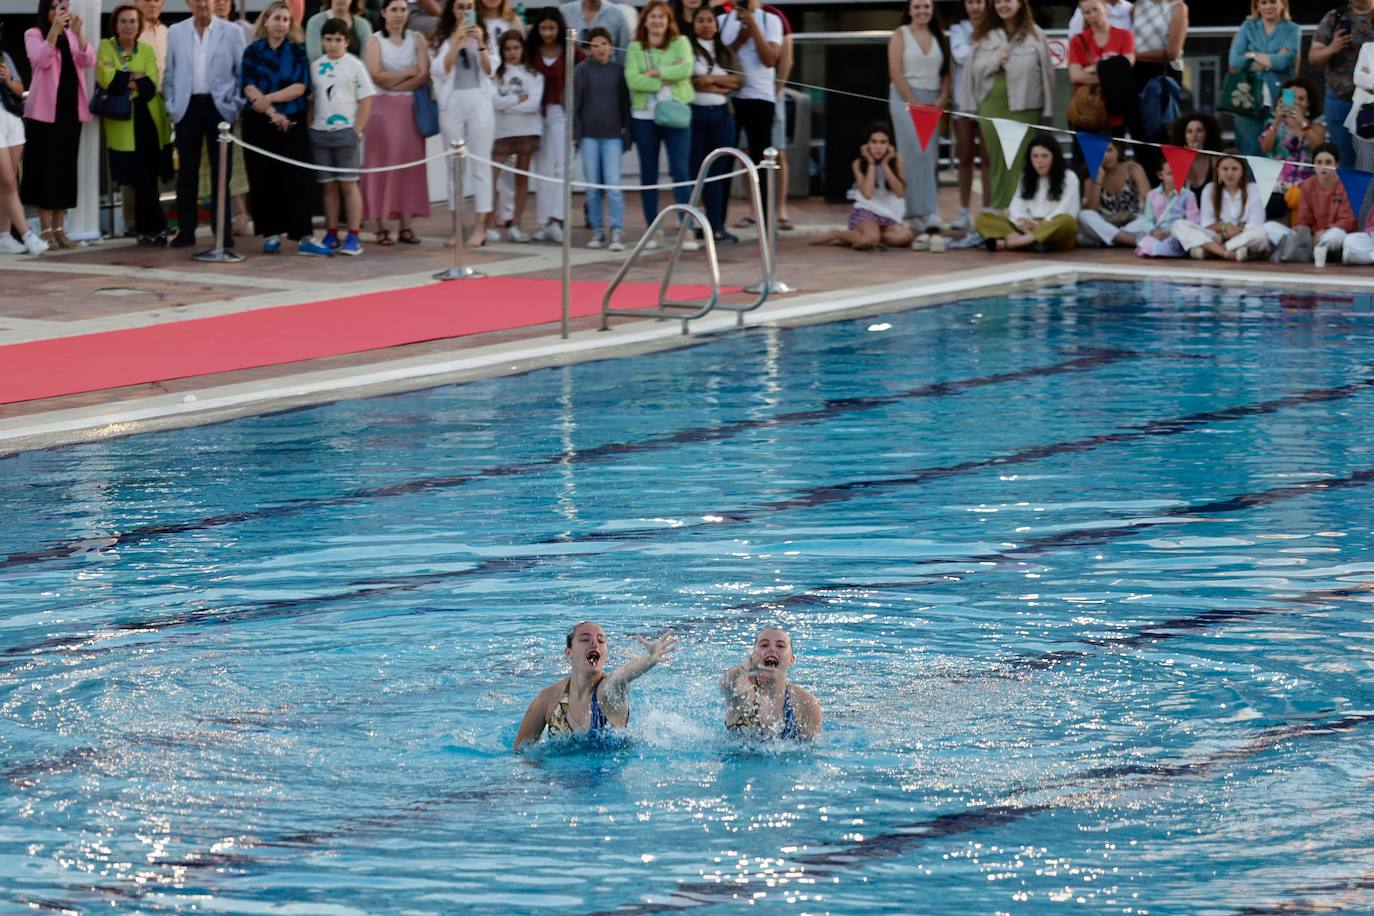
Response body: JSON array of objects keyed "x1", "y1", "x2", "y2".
[{"x1": 163, "y1": 0, "x2": 244, "y2": 247}]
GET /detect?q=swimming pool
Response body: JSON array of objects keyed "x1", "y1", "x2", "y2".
[{"x1": 2, "y1": 279, "x2": 1373, "y2": 912}]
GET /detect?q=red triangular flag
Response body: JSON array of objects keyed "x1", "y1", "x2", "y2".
[
  {"x1": 1162, "y1": 145, "x2": 1199, "y2": 188},
  {"x1": 908, "y1": 105, "x2": 943, "y2": 152}
]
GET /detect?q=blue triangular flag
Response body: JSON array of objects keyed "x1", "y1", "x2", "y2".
[
  {"x1": 1077, "y1": 133, "x2": 1112, "y2": 178},
  {"x1": 1338, "y1": 167, "x2": 1373, "y2": 216}
]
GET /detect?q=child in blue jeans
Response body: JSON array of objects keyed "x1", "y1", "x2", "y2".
[{"x1": 573, "y1": 28, "x2": 629, "y2": 251}]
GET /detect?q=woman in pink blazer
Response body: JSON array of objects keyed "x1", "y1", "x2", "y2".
[{"x1": 23, "y1": 0, "x2": 94, "y2": 248}]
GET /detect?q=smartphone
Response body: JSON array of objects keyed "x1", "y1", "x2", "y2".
[
  {"x1": 1280, "y1": 88, "x2": 1295, "y2": 107},
  {"x1": 463, "y1": 8, "x2": 476, "y2": 26}
]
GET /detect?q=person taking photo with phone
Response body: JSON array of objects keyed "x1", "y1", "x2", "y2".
[{"x1": 1310, "y1": 0, "x2": 1374, "y2": 168}]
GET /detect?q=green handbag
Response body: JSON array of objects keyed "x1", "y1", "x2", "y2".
[
  {"x1": 1218, "y1": 69, "x2": 1260, "y2": 118},
  {"x1": 653, "y1": 97, "x2": 692, "y2": 130}
]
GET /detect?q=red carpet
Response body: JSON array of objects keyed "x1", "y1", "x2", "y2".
[{"x1": 0, "y1": 278, "x2": 719, "y2": 405}]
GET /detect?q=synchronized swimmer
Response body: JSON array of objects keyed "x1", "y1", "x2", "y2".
[{"x1": 513, "y1": 623, "x2": 822, "y2": 749}]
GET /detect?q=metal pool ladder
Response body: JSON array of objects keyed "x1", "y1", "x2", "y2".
[{"x1": 600, "y1": 148, "x2": 773, "y2": 335}]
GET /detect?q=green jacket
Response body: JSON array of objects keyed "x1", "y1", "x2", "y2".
[
  {"x1": 624, "y1": 36, "x2": 695, "y2": 112},
  {"x1": 96, "y1": 38, "x2": 170, "y2": 153}
]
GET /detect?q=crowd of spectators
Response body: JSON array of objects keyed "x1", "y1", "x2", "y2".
[
  {"x1": 0, "y1": 0, "x2": 796, "y2": 256},
  {"x1": 1, "y1": 0, "x2": 1373, "y2": 270}
]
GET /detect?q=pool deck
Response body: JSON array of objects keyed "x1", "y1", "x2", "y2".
[{"x1": 5, "y1": 190, "x2": 1374, "y2": 455}]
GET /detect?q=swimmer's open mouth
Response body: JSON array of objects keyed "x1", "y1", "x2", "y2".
[
  {"x1": 762, "y1": 656, "x2": 779, "y2": 668},
  {"x1": 586, "y1": 651, "x2": 602, "y2": 665}
]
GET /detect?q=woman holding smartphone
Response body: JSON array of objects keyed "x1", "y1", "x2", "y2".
[{"x1": 432, "y1": 0, "x2": 494, "y2": 247}]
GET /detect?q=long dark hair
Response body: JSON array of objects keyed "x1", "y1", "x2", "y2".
[
  {"x1": 900, "y1": 0, "x2": 951, "y2": 78},
  {"x1": 432, "y1": 0, "x2": 487, "y2": 50},
  {"x1": 1168, "y1": 110, "x2": 1221, "y2": 150},
  {"x1": 524, "y1": 5, "x2": 568, "y2": 66},
  {"x1": 671, "y1": 0, "x2": 704, "y2": 34},
  {"x1": 1019, "y1": 133, "x2": 1067, "y2": 202},
  {"x1": 36, "y1": 0, "x2": 62, "y2": 30},
  {"x1": 858, "y1": 121, "x2": 906, "y2": 185},
  {"x1": 689, "y1": 4, "x2": 735, "y2": 71},
  {"x1": 380, "y1": 0, "x2": 408, "y2": 40}
]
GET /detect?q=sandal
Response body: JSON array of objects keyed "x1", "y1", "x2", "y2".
[
  {"x1": 397, "y1": 228, "x2": 421, "y2": 245},
  {"x1": 777, "y1": 217, "x2": 795, "y2": 231},
  {"x1": 54, "y1": 230, "x2": 77, "y2": 250},
  {"x1": 375, "y1": 229, "x2": 395, "y2": 246}
]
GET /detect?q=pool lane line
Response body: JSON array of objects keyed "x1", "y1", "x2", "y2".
[
  {"x1": 0, "y1": 347, "x2": 1140, "y2": 572},
  {"x1": 1232, "y1": 874, "x2": 1374, "y2": 915},
  {"x1": 4, "y1": 372, "x2": 1374, "y2": 664},
  {"x1": 582, "y1": 710, "x2": 1374, "y2": 916}
]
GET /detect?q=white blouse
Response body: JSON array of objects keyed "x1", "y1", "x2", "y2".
[
  {"x1": 1198, "y1": 182, "x2": 1265, "y2": 229},
  {"x1": 895, "y1": 24, "x2": 944, "y2": 92},
  {"x1": 1009, "y1": 170, "x2": 1082, "y2": 222}
]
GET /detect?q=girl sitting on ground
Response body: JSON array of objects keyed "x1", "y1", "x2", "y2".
[
  {"x1": 1169, "y1": 151, "x2": 1269, "y2": 261},
  {"x1": 974, "y1": 132, "x2": 1079, "y2": 252},
  {"x1": 809, "y1": 123, "x2": 915, "y2": 250},
  {"x1": 1134, "y1": 156, "x2": 1200, "y2": 258},
  {"x1": 1078, "y1": 139, "x2": 1151, "y2": 248},
  {"x1": 1271, "y1": 143, "x2": 1356, "y2": 263}
]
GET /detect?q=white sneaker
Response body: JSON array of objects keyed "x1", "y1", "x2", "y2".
[
  {"x1": 507, "y1": 225, "x2": 530, "y2": 243},
  {"x1": 643, "y1": 231, "x2": 661, "y2": 251},
  {"x1": 609, "y1": 229, "x2": 625, "y2": 252},
  {"x1": 908, "y1": 215, "x2": 928, "y2": 233},
  {"x1": 950, "y1": 209, "x2": 971, "y2": 231},
  {"x1": 587, "y1": 229, "x2": 604, "y2": 249},
  {"x1": 22, "y1": 232, "x2": 48, "y2": 255},
  {"x1": 0, "y1": 234, "x2": 27, "y2": 254},
  {"x1": 533, "y1": 223, "x2": 564, "y2": 243},
  {"x1": 487, "y1": 226, "x2": 502, "y2": 243},
  {"x1": 680, "y1": 236, "x2": 700, "y2": 252}
]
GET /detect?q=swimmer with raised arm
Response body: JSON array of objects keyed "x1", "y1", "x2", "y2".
[
  {"x1": 514, "y1": 622, "x2": 677, "y2": 750},
  {"x1": 721, "y1": 627, "x2": 822, "y2": 740}
]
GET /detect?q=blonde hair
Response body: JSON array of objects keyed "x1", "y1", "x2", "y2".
[
  {"x1": 1247, "y1": 0, "x2": 1290, "y2": 19},
  {"x1": 254, "y1": 0, "x2": 304, "y2": 41}
]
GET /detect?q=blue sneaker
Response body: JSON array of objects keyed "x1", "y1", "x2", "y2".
[
  {"x1": 322, "y1": 230, "x2": 341, "y2": 250},
  {"x1": 339, "y1": 234, "x2": 363, "y2": 256},
  {"x1": 262, "y1": 235, "x2": 282, "y2": 254},
  {"x1": 297, "y1": 238, "x2": 333, "y2": 257}
]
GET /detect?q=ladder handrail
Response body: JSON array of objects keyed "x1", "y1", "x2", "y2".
[{"x1": 601, "y1": 147, "x2": 771, "y2": 333}]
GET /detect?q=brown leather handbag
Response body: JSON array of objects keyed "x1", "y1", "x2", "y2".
[{"x1": 1067, "y1": 84, "x2": 1108, "y2": 132}]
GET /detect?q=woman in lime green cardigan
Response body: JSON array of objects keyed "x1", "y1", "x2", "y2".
[
  {"x1": 97, "y1": 3, "x2": 171, "y2": 244},
  {"x1": 625, "y1": 0, "x2": 695, "y2": 246}
]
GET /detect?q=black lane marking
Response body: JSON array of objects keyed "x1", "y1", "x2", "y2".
[
  {"x1": 5, "y1": 378, "x2": 1374, "y2": 663},
  {"x1": 990, "y1": 580, "x2": 1374, "y2": 677},
  {"x1": 0, "y1": 348, "x2": 1138, "y2": 573},
  {"x1": 582, "y1": 712, "x2": 1374, "y2": 915}
]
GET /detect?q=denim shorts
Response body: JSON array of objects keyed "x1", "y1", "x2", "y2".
[{"x1": 310, "y1": 128, "x2": 361, "y2": 183}]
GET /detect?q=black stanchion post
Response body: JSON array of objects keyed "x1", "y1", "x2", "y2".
[{"x1": 192, "y1": 122, "x2": 245, "y2": 263}]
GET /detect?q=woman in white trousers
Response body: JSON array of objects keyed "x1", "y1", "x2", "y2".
[
  {"x1": 433, "y1": 3, "x2": 496, "y2": 247},
  {"x1": 1170, "y1": 153, "x2": 1270, "y2": 261}
]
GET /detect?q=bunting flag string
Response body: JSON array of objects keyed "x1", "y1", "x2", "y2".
[
  {"x1": 992, "y1": 118, "x2": 1032, "y2": 169},
  {"x1": 907, "y1": 104, "x2": 943, "y2": 152},
  {"x1": 1077, "y1": 133, "x2": 1112, "y2": 179}
]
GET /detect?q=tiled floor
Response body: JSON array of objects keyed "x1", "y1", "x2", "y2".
[{"x1": 3, "y1": 187, "x2": 1369, "y2": 451}]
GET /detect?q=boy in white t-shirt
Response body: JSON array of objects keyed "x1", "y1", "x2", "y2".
[{"x1": 310, "y1": 18, "x2": 376, "y2": 256}]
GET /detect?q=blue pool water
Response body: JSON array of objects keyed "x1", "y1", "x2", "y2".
[{"x1": 2, "y1": 279, "x2": 1374, "y2": 913}]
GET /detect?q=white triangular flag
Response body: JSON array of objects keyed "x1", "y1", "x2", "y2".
[
  {"x1": 993, "y1": 118, "x2": 1032, "y2": 169},
  {"x1": 1246, "y1": 155, "x2": 1285, "y2": 201}
]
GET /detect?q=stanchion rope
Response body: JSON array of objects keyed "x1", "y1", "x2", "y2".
[{"x1": 462, "y1": 149, "x2": 753, "y2": 190}]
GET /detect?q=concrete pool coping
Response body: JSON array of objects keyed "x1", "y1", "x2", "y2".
[{"x1": 4, "y1": 260, "x2": 1373, "y2": 456}]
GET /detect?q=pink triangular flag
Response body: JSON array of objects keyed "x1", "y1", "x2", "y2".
[{"x1": 908, "y1": 105, "x2": 943, "y2": 152}]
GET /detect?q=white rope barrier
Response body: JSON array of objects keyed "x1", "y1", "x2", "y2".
[
  {"x1": 225, "y1": 129, "x2": 755, "y2": 192},
  {"x1": 462, "y1": 149, "x2": 751, "y2": 191},
  {"x1": 225, "y1": 132, "x2": 457, "y2": 174}
]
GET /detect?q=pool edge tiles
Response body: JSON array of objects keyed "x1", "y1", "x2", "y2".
[{"x1": 1, "y1": 261, "x2": 1370, "y2": 457}]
